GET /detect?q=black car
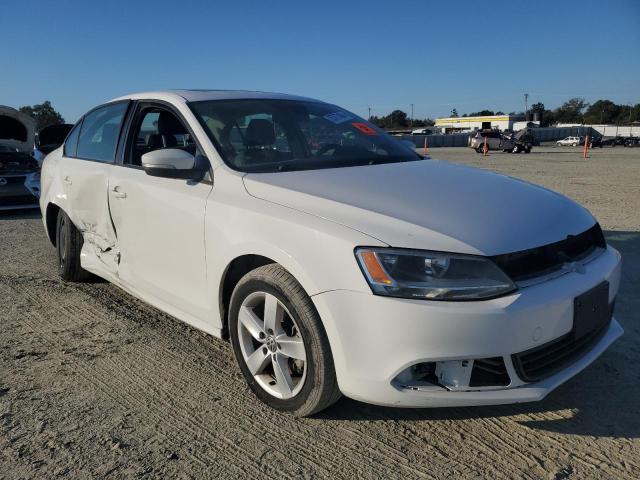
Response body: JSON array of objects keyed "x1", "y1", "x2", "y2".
[
  {"x1": 0, "y1": 145, "x2": 40, "y2": 210},
  {"x1": 589, "y1": 136, "x2": 603, "y2": 148}
]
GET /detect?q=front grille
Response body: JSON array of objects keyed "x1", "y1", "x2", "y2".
[
  {"x1": 512, "y1": 303, "x2": 614, "y2": 383},
  {"x1": 469, "y1": 357, "x2": 510, "y2": 387},
  {"x1": 491, "y1": 223, "x2": 606, "y2": 282}
]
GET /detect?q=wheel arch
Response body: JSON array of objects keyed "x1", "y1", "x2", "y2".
[
  {"x1": 218, "y1": 254, "x2": 279, "y2": 339},
  {"x1": 45, "y1": 202, "x2": 61, "y2": 246}
]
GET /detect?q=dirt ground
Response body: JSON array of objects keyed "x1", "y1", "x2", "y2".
[{"x1": 1, "y1": 146, "x2": 639, "y2": 479}]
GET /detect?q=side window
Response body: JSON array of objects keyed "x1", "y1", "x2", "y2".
[
  {"x1": 76, "y1": 102, "x2": 127, "y2": 162},
  {"x1": 63, "y1": 120, "x2": 82, "y2": 157},
  {"x1": 128, "y1": 107, "x2": 196, "y2": 166}
]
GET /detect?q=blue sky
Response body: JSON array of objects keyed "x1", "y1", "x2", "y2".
[{"x1": 1, "y1": 0, "x2": 638, "y2": 122}]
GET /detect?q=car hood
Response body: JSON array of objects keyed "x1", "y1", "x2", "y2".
[{"x1": 242, "y1": 159, "x2": 596, "y2": 255}]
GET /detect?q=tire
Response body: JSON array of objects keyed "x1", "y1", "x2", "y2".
[
  {"x1": 556, "y1": 142, "x2": 562, "y2": 147},
  {"x1": 512, "y1": 145, "x2": 520, "y2": 153},
  {"x1": 229, "y1": 264, "x2": 341, "y2": 416},
  {"x1": 56, "y1": 209, "x2": 92, "y2": 282},
  {"x1": 572, "y1": 143, "x2": 577, "y2": 147},
  {"x1": 475, "y1": 146, "x2": 484, "y2": 153},
  {"x1": 524, "y1": 146, "x2": 531, "y2": 153}
]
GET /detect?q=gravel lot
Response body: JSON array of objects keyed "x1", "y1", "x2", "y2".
[{"x1": 1, "y1": 146, "x2": 639, "y2": 479}]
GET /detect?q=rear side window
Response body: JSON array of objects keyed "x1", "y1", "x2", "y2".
[
  {"x1": 76, "y1": 102, "x2": 127, "y2": 162},
  {"x1": 63, "y1": 121, "x2": 82, "y2": 157}
]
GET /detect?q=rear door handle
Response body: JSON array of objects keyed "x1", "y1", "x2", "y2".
[
  {"x1": 63, "y1": 176, "x2": 72, "y2": 185},
  {"x1": 112, "y1": 186, "x2": 127, "y2": 199}
]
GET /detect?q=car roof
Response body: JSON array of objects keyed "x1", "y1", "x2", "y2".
[{"x1": 109, "y1": 89, "x2": 324, "y2": 104}]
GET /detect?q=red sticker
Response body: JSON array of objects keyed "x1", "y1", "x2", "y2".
[{"x1": 351, "y1": 122, "x2": 377, "y2": 135}]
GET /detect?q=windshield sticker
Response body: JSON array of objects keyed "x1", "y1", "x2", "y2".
[
  {"x1": 323, "y1": 111, "x2": 353, "y2": 124},
  {"x1": 351, "y1": 122, "x2": 378, "y2": 136}
]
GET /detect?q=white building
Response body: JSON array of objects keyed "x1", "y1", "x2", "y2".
[{"x1": 435, "y1": 114, "x2": 539, "y2": 133}]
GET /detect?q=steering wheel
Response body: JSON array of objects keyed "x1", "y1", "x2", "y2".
[{"x1": 315, "y1": 143, "x2": 341, "y2": 156}]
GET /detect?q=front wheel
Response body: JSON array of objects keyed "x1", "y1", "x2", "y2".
[
  {"x1": 512, "y1": 145, "x2": 520, "y2": 153},
  {"x1": 229, "y1": 264, "x2": 341, "y2": 416}
]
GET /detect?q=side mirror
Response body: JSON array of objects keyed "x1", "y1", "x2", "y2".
[{"x1": 141, "y1": 148, "x2": 209, "y2": 180}]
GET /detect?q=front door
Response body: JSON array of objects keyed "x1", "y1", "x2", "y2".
[{"x1": 107, "y1": 103, "x2": 213, "y2": 321}]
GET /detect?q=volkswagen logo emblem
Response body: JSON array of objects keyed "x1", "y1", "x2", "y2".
[{"x1": 0, "y1": 177, "x2": 7, "y2": 187}]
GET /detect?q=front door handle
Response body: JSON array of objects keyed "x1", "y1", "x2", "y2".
[
  {"x1": 63, "y1": 176, "x2": 72, "y2": 185},
  {"x1": 112, "y1": 186, "x2": 127, "y2": 199}
]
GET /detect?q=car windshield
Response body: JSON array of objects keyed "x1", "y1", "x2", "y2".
[{"x1": 189, "y1": 99, "x2": 421, "y2": 173}]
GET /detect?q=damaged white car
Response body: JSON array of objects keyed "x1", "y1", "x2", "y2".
[{"x1": 40, "y1": 91, "x2": 622, "y2": 416}]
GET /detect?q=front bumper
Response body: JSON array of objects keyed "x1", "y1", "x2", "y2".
[
  {"x1": 312, "y1": 246, "x2": 622, "y2": 407},
  {"x1": 0, "y1": 172, "x2": 40, "y2": 210}
]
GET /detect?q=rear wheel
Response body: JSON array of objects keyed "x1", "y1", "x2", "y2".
[
  {"x1": 512, "y1": 145, "x2": 520, "y2": 153},
  {"x1": 229, "y1": 264, "x2": 341, "y2": 416},
  {"x1": 56, "y1": 210, "x2": 92, "y2": 282},
  {"x1": 524, "y1": 146, "x2": 531, "y2": 153}
]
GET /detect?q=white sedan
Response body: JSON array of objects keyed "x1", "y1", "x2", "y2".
[{"x1": 40, "y1": 90, "x2": 622, "y2": 416}]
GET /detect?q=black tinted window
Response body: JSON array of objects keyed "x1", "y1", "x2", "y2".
[
  {"x1": 63, "y1": 121, "x2": 82, "y2": 157},
  {"x1": 77, "y1": 103, "x2": 127, "y2": 162}
]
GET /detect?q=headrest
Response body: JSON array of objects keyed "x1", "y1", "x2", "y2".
[
  {"x1": 157, "y1": 111, "x2": 187, "y2": 136},
  {"x1": 245, "y1": 119, "x2": 275, "y2": 146}
]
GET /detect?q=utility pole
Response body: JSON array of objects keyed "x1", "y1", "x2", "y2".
[
  {"x1": 368, "y1": 107, "x2": 371, "y2": 120},
  {"x1": 524, "y1": 93, "x2": 529, "y2": 117},
  {"x1": 410, "y1": 103, "x2": 414, "y2": 127}
]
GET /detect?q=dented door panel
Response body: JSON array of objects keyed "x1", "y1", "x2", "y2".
[{"x1": 59, "y1": 158, "x2": 119, "y2": 275}]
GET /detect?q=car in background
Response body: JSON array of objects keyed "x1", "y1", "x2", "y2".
[
  {"x1": 589, "y1": 136, "x2": 603, "y2": 148},
  {"x1": 40, "y1": 90, "x2": 623, "y2": 415},
  {"x1": 411, "y1": 127, "x2": 433, "y2": 135},
  {"x1": 32, "y1": 123, "x2": 73, "y2": 166},
  {"x1": 0, "y1": 144, "x2": 41, "y2": 210},
  {"x1": 0, "y1": 105, "x2": 40, "y2": 210},
  {"x1": 468, "y1": 130, "x2": 518, "y2": 153},
  {"x1": 556, "y1": 136, "x2": 581, "y2": 147},
  {"x1": 600, "y1": 137, "x2": 619, "y2": 147},
  {"x1": 508, "y1": 129, "x2": 535, "y2": 153},
  {"x1": 624, "y1": 136, "x2": 639, "y2": 147}
]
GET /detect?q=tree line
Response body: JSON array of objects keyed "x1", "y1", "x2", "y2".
[
  {"x1": 370, "y1": 98, "x2": 639, "y2": 129},
  {"x1": 18, "y1": 101, "x2": 65, "y2": 131},
  {"x1": 16, "y1": 98, "x2": 640, "y2": 132}
]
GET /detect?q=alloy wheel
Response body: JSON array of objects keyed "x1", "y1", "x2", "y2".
[{"x1": 237, "y1": 291, "x2": 307, "y2": 399}]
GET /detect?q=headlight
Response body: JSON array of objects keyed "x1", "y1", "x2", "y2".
[{"x1": 355, "y1": 247, "x2": 517, "y2": 301}]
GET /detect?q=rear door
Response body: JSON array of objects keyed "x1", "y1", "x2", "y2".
[
  {"x1": 58, "y1": 102, "x2": 129, "y2": 275},
  {"x1": 107, "y1": 102, "x2": 213, "y2": 320}
]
